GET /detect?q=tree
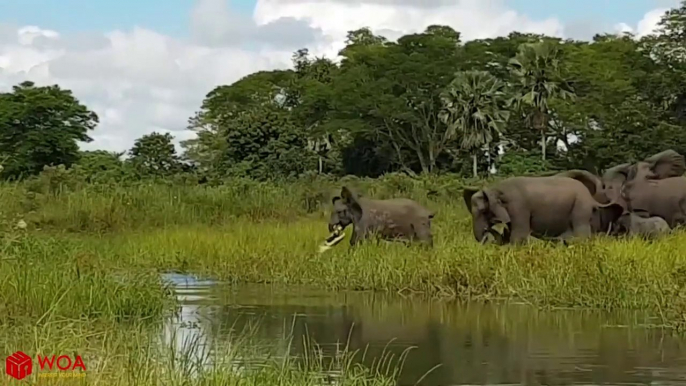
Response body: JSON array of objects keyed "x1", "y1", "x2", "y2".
[
  {"x1": 439, "y1": 71, "x2": 510, "y2": 177},
  {"x1": 72, "y1": 150, "x2": 133, "y2": 183},
  {"x1": 285, "y1": 49, "x2": 342, "y2": 174},
  {"x1": 129, "y1": 132, "x2": 182, "y2": 177},
  {"x1": 509, "y1": 40, "x2": 576, "y2": 161},
  {"x1": 0, "y1": 81, "x2": 98, "y2": 179},
  {"x1": 328, "y1": 25, "x2": 463, "y2": 174},
  {"x1": 222, "y1": 107, "x2": 318, "y2": 180},
  {"x1": 183, "y1": 70, "x2": 294, "y2": 174}
]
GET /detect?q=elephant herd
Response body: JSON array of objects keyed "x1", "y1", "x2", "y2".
[{"x1": 323, "y1": 149, "x2": 686, "y2": 248}]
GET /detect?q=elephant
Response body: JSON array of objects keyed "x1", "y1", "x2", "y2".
[
  {"x1": 554, "y1": 169, "x2": 611, "y2": 204},
  {"x1": 611, "y1": 149, "x2": 686, "y2": 228},
  {"x1": 601, "y1": 163, "x2": 634, "y2": 209},
  {"x1": 462, "y1": 176, "x2": 625, "y2": 245},
  {"x1": 328, "y1": 186, "x2": 434, "y2": 247},
  {"x1": 611, "y1": 210, "x2": 671, "y2": 238}
]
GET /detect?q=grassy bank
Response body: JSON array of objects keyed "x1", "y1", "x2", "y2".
[
  {"x1": 0, "y1": 173, "x2": 685, "y2": 383},
  {"x1": 3, "y1": 218, "x2": 686, "y2": 330},
  {"x1": 1, "y1": 321, "x2": 406, "y2": 385},
  {"x1": 0, "y1": 172, "x2": 685, "y2": 330}
]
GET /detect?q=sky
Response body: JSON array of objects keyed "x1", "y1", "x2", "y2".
[{"x1": 0, "y1": 0, "x2": 681, "y2": 153}]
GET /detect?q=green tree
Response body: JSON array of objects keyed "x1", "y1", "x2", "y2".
[
  {"x1": 72, "y1": 150, "x2": 132, "y2": 183},
  {"x1": 129, "y1": 132, "x2": 182, "y2": 177},
  {"x1": 222, "y1": 107, "x2": 318, "y2": 180},
  {"x1": 328, "y1": 25, "x2": 463, "y2": 174},
  {"x1": 552, "y1": 34, "x2": 686, "y2": 171},
  {"x1": 183, "y1": 70, "x2": 294, "y2": 174},
  {"x1": 509, "y1": 40, "x2": 575, "y2": 161},
  {"x1": 638, "y1": 2, "x2": 686, "y2": 124},
  {"x1": 285, "y1": 49, "x2": 341, "y2": 174},
  {"x1": 0, "y1": 81, "x2": 98, "y2": 179},
  {"x1": 439, "y1": 70, "x2": 510, "y2": 177}
]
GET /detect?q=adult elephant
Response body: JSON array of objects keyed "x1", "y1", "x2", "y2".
[
  {"x1": 599, "y1": 163, "x2": 635, "y2": 209},
  {"x1": 463, "y1": 176, "x2": 624, "y2": 245},
  {"x1": 553, "y1": 169, "x2": 611, "y2": 204},
  {"x1": 557, "y1": 163, "x2": 646, "y2": 211},
  {"x1": 614, "y1": 150, "x2": 686, "y2": 228}
]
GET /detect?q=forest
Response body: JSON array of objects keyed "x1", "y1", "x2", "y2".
[{"x1": 5, "y1": 5, "x2": 686, "y2": 185}]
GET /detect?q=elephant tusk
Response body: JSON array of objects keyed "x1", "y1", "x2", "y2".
[{"x1": 319, "y1": 225, "x2": 346, "y2": 253}]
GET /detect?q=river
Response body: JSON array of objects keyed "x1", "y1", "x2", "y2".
[{"x1": 161, "y1": 273, "x2": 686, "y2": 386}]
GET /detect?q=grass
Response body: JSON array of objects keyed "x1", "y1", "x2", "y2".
[
  {"x1": 0, "y1": 234, "x2": 174, "y2": 326},
  {"x1": 0, "y1": 172, "x2": 685, "y2": 385},
  {"x1": 1, "y1": 320, "x2": 408, "y2": 385},
  {"x1": 0, "y1": 173, "x2": 685, "y2": 328},
  {"x1": 38, "y1": 219, "x2": 686, "y2": 328}
]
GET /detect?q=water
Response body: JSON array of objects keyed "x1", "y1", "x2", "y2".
[{"x1": 161, "y1": 273, "x2": 686, "y2": 386}]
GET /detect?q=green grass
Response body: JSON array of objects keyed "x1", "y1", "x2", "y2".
[
  {"x1": 0, "y1": 174, "x2": 685, "y2": 385},
  {"x1": 1, "y1": 321, "x2": 407, "y2": 385},
  {"x1": 0, "y1": 173, "x2": 684, "y2": 328},
  {"x1": 3, "y1": 215, "x2": 686, "y2": 330},
  {"x1": 0, "y1": 233, "x2": 174, "y2": 326},
  {"x1": 5, "y1": 172, "x2": 472, "y2": 233}
]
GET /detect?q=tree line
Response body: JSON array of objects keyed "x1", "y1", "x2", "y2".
[{"x1": 4, "y1": 2, "x2": 686, "y2": 184}]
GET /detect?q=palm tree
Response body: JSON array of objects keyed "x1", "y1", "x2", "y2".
[
  {"x1": 439, "y1": 70, "x2": 510, "y2": 178},
  {"x1": 508, "y1": 40, "x2": 575, "y2": 161}
]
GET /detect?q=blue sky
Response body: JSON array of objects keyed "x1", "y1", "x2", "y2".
[{"x1": 0, "y1": 0, "x2": 673, "y2": 37}]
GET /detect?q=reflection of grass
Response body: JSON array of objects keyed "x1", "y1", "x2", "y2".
[{"x1": 0, "y1": 321, "x2": 408, "y2": 386}]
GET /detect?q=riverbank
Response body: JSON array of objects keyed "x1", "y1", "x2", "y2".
[
  {"x1": 1, "y1": 177, "x2": 685, "y2": 384},
  {"x1": 3, "y1": 218, "x2": 686, "y2": 330}
]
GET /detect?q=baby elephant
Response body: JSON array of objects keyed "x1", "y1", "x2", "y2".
[
  {"x1": 328, "y1": 186, "x2": 434, "y2": 247},
  {"x1": 613, "y1": 211, "x2": 671, "y2": 238}
]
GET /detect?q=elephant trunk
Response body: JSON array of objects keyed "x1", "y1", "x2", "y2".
[{"x1": 472, "y1": 216, "x2": 489, "y2": 243}]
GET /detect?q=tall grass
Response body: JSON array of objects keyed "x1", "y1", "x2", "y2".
[
  {"x1": 0, "y1": 234, "x2": 174, "y2": 325},
  {"x1": 2, "y1": 172, "x2": 473, "y2": 232},
  {"x1": 0, "y1": 172, "x2": 684, "y2": 330},
  {"x1": 0, "y1": 320, "x2": 409, "y2": 385},
  {"x1": 14, "y1": 219, "x2": 686, "y2": 330}
]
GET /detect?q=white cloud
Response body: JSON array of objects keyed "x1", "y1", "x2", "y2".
[
  {"x1": 254, "y1": 0, "x2": 565, "y2": 59},
  {"x1": 0, "y1": 0, "x2": 674, "y2": 154},
  {"x1": 0, "y1": 22, "x2": 296, "y2": 153},
  {"x1": 615, "y1": 8, "x2": 669, "y2": 38}
]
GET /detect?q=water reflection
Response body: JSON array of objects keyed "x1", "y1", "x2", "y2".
[{"x1": 161, "y1": 273, "x2": 686, "y2": 386}]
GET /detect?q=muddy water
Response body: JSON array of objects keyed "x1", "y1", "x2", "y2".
[{"x1": 161, "y1": 273, "x2": 686, "y2": 386}]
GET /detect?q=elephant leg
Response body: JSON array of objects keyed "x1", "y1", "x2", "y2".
[
  {"x1": 350, "y1": 227, "x2": 367, "y2": 246},
  {"x1": 673, "y1": 198, "x2": 686, "y2": 229},
  {"x1": 507, "y1": 207, "x2": 531, "y2": 245},
  {"x1": 570, "y1": 200, "x2": 593, "y2": 239}
]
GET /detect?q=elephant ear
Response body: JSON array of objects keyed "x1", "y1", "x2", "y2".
[
  {"x1": 462, "y1": 187, "x2": 480, "y2": 210},
  {"x1": 643, "y1": 149, "x2": 686, "y2": 179},
  {"x1": 340, "y1": 186, "x2": 363, "y2": 220},
  {"x1": 483, "y1": 189, "x2": 510, "y2": 224},
  {"x1": 602, "y1": 163, "x2": 631, "y2": 183},
  {"x1": 556, "y1": 170, "x2": 601, "y2": 196}
]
